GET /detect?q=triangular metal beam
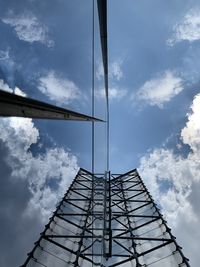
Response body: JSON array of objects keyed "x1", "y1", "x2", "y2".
[{"x1": 0, "y1": 90, "x2": 103, "y2": 122}]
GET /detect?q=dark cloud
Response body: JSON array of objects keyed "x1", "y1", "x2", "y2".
[{"x1": 0, "y1": 140, "x2": 43, "y2": 267}]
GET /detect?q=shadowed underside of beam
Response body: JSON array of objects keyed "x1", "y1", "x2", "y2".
[
  {"x1": 97, "y1": 0, "x2": 108, "y2": 98},
  {"x1": 0, "y1": 90, "x2": 104, "y2": 122}
]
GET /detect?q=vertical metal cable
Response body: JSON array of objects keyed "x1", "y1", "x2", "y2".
[
  {"x1": 91, "y1": 0, "x2": 95, "y2": 266},
  {"x1": 105, "y1": 73, "x2": 109, "y2": 173},
  {"x1": 104, "y1": 0, "x2": 109, "y2": 174},
  {"x1": 92, "y1": 0, "x2": 95, "y2": 175}
]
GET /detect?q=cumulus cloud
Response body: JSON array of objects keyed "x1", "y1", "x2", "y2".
[
  {"x1": 96, "y1": 60, "x2": 123, "y2": 81},
  {"x1": 109, "y1": 60, "x2": 123, "y2": 81},
  {"x1": 0, "y1": 49, "x2": 16, "y2": 87},
  {"x1": 14, "y1": 87, "x2": 27, "y2": 96},
  {"x1": 96, "y1": 62, "x2": 104, "y2": 80},
  {"x1": 138, "y1": 93, "x2": 200, "y2": 266},
  {"x1": 181, "y1": 93, "x2": 200, "y2": 152},
  {"x1": 136, "y1": 70, "x2": 183, "y2": 107},
  {"x1": 168, "y1": 9, "x2": 200, "y2": 46},
  {"x1": 139, "y1": 149, "x2": 195, "y2": 223},
  {"x1": 0, "y1": 79, "x2": 13, "y2": 93},
  {"x1": 96, "y1": 60, "x2": 125, "y2": 102},
  {"x1": 0, "y1": 49, "x2": 10, "y2": 61},
  {"x1": 2, "y1": 11, "x2": 54, "y2": 47},
  {"x1": 96, "y1": 87, "x2": 127, "y2": 101},
  {"x1": 38, "y1": 71, "x2": 81, "y2": 105},
  {"x1": 0, "y1": 82, "x2": 79, "y2": 266},
  {"x1": 0, "y1": 115, "x2": 79, "y2": 221},
  {"x1": 0, "y1": 79, "x2": 27, "y2": 96}
]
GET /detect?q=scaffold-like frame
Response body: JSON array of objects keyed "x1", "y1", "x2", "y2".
[{"x1": 21, "y1": 168, "x2": 190, "y2": 267}]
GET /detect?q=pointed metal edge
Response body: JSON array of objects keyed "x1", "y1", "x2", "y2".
[{"x1": 0, "y1": 90, "x2": 104, "y2": 122}]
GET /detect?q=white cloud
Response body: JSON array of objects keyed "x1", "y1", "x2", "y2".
[
  {"x1": 96, "y1": 87, "x2": 127, "y2": 101},
  {"x1": 38, "y1": 71, "x2": 81, "y2": 105},
  {"x1": 0, "y1": 79, "x2": 13, "y2": 93},
  {"x1": 138, "y1": 149, "x2": 194, "y2": 223},
  {"x1": 96, "y1": 60, "x2": 125, "y2": 102},
  {"x1": 0, "y1": 116, "x2": 33, "y2": 162},
  {"x1": 136, "y1": 71, "x2": 183, "y2": 107},
  {"x1": 2, "y1": 12, "x2": 54, "y2": 47},
  {"x1": 24, "y1": 147, "x2": 78, "y2": 220},
  {"x1": 110, "y1": 60, "x2": 123, "y2": 81},
  {"x1": 0, "y1": 82, "x2": 79, "y2": 223},
  {"x1": 96, "y1": 60, "x2": 123, "y2": 81},
  {"x1": 0, "y1": 115, "x2": 79, "y2": 222},
  {"x1": 0, "y1": 78, "x2": 79, "y2": 266},
  {"x1": 168, "y1": 9, "x2": 200, "y2": 46},
  {"x1": 0, "y1": 79, "x2": 27, "y2": 96},
  {"x1": 181, "y1": 93, "x2": 200, "y2": 152},
  {"x1": 0, "y1": 49, "x2": 10, "y2": 61},
  {"x1": 96, "y1": 62, "x2": 104, "y2": 80},
  {"x1": 14, "y1": 87, "x2": 27, "y2": 97},
  {"x1": 138, "y1": 93, "x2": 200, "y2": 266},
  {"x1": 0, "y1": 49, "x2": 16, "y2": 87}
]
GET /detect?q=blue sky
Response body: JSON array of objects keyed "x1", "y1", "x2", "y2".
[{"x1": 0, "y1": 0, "x2": 200, "y2": 266}]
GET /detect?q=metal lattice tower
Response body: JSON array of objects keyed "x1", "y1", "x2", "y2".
[{"x1": 21, "y1": 168, "x2": 190, "y2": 267}]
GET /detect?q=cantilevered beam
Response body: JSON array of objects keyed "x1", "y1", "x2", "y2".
[{"x1": 0, "y1": 90, "x2": 103, "y2": 121}]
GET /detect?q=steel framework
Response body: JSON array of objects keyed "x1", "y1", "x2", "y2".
[{"x1": 21, "y1": 168, "x2": 190, "y2": 267}]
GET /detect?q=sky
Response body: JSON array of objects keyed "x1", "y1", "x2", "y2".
[{"x1": 0, "y1": 0, "x2": 200, "y2": 266}]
